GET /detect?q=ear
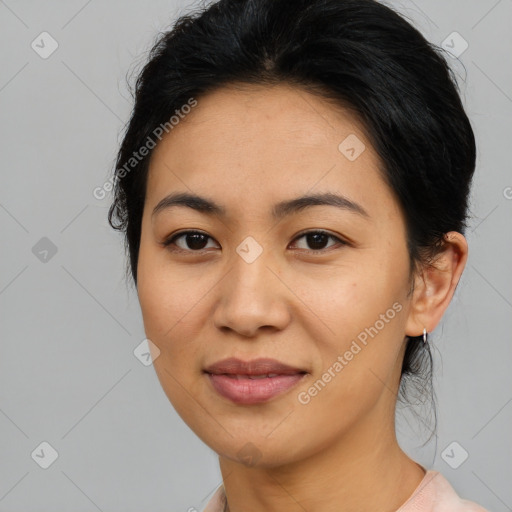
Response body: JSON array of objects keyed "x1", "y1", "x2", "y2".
[{"x1": 405, "y1": 232, "x2": 468, "y2": 337}]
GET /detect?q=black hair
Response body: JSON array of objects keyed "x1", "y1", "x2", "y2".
[{"x1": 108, "y1": 0, "x2": 476, "y2": 443}]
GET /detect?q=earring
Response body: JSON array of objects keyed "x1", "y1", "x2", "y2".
[{"x1": 423, "y1": 327, "x2": 428, "y2": 344}]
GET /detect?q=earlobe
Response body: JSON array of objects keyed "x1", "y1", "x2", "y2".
[{"x1": 405, "y1": 231, "x2": 468, "y2": 338}]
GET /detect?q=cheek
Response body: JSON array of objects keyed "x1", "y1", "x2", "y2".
[
  {"x1": 137, "y1": 250, "x2": 210, "y2": 418},
  {"x1": 293, "y1": 261, "x2": 407, "y2": 397},
  {"x1": 294, "y1": 260, "x2": 404, "y2": 345},
  {"x1": 137, "y1": 244, "x2": 200, "y2": 337},
  {"x1": 136, "y1": 246, "x2": 224, "y2": 390}
]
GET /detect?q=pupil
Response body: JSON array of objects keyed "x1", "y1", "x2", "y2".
[
  {"x1": 307, "y1": 233, "x2": 328, "y2": 250},
  {"x1": 187, "y1": 233, "x2": 208, "y2": 250}
]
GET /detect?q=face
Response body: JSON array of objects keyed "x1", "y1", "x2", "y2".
[{"x1": 137, "y1": 83, "x2": 415, "y2": 467}]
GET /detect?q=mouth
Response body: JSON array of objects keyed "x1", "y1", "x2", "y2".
[
  {"x1": 203, "y1": 357, "x2": 308, "y2": 404},
  {"x1": 204, "y1": 357, "x2": 307, "y2": 375}
]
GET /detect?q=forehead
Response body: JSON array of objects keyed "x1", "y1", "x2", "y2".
[
  {"x1": 149, "y1": 82, "x2": 370, "y2": 163},
  {"x1": 145, "y1": 83, "x2": 396, "y2": 221}
]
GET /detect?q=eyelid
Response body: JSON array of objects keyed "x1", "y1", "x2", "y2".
[
  {"x1": 291, "y1": 229, "x2": 348, "y2": 245},
  {"x1": 161, "y1": 229, "x2": 217, "y2": 250},
  {"x1": 289, "y1": 229, "x2": 348, "y2": 253},
  {"x1": 162, "y1": 229, "x2": 349, "y2": 253}
]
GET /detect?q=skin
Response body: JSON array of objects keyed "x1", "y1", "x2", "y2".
[{"x1": 136, "y1": 83, "x2": 468, "y2": 512}]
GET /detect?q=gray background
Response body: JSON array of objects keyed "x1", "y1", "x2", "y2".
[{"x1": 0, "y1": 0, "x2": 511, "y2": 510}]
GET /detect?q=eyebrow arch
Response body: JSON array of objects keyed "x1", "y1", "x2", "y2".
[{"x1": 152, "y1": 191, "x2": 369, "y2": 220}]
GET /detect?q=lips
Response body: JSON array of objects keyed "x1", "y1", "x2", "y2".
[
  {"x1": 204, "y1": 357, "x2": 308, "y2": 404},
  {"x1": 203, "y1": 357, "x2": 307, "y2": 377}
]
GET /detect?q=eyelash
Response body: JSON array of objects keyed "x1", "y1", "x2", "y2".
[{"x1": 161, "y1": 229, "x2": 348, "y2": 255}]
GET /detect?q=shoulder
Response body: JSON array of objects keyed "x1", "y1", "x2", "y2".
[{"x1": 399, "y1": 469, "x2": 490, "y2": 512}]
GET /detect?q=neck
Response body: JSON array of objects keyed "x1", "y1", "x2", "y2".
[{"x1": 218, "y1": 403, "x2": 426, "y2": 512}]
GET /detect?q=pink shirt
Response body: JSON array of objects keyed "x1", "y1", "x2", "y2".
[{"x1": 201, "y1": 469, "x2": 490, "y2": 512}]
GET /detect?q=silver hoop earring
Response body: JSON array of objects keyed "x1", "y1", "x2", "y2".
[{"x1": 423, "y1": 327, "x2": 428, "y2": 344}]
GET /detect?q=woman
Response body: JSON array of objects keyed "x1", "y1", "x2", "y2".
[{"x1": 108, "y1": 0, "x2": 489, "y2": 510}]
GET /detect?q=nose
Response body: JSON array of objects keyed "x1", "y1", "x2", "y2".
[{"x1": 212, "y1": 242, "x2": 292, "y2": 338}]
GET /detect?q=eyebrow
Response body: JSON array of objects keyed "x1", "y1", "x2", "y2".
[{"x1": 152, "y1": 191, "x2": 369, "y2": 220}]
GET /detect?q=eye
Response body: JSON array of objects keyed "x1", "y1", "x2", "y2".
[
  {"x1": 162, "y1": 229, "x2": 347, "y2": 254},
  {"x1": 289, "y1": 230, "x2": 347, "y2": 253},
  {"x1": 162, "y1": 230, "x2": 219, "y2": 252}
]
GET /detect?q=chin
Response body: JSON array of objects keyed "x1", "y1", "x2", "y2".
[{"x1": 202, "y1": 432, "x2": 309, "y2": 469}]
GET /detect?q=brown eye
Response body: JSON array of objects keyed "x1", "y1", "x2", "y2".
[
  {"x1": 162, "y1": 229, "x2": 347, "y2": 255},
  {"x1": 290, "y1": 230, "x2": 346, "y2": 252},
  {"x1": 163, "y1": 231, "x2": 218, "y2": 252}
]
